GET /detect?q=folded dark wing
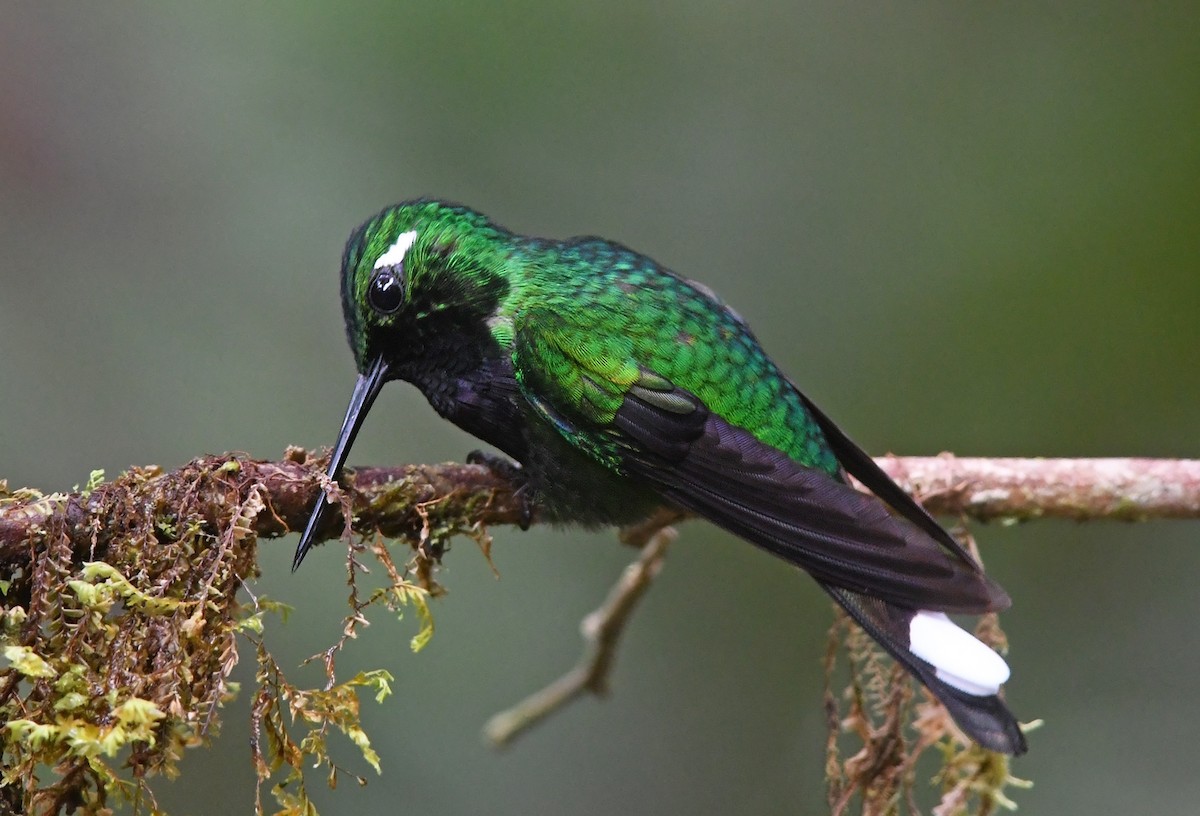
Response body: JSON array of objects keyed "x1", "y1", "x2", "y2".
[
  {"x1": 613, "y1": 386, "x2": 1026, "y2": 753},
  {"x1": 793, "y1": 389, "x2": 985, "y2": 574},
  {"x1": 612, "y1": 388, "x2": 1009, "y2": 614}
]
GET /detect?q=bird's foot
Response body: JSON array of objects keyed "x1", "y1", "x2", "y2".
[
  {"x1": 466, "y1": 450, "x2": 536, "y2": 530},
  {"x1": 467, "y1": 449, "x2": 522, "y2": 479}
]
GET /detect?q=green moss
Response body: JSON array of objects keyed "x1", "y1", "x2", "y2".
[{"x1": 0, "y1": 453, "x2": 457, "y2": 815}]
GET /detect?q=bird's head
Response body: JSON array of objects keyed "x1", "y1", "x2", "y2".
[
  {"x1": 340, "y1": 199, "x2": 513, "y2": 376},
  {"x1": 293, "y1": 199, "x2": 513, "y2": 570}
]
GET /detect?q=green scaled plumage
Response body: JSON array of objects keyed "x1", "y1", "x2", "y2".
[
  {"x1": 505, "y1": 237, "x2": 840, "y2": 476},
  {"x1": 294, "y1": 199, "x2": 1027, "y2": 756}
]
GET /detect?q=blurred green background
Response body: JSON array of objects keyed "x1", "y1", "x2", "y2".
[{"x1": 2, "y1": 3, "x2": 1198, "y2": 813}]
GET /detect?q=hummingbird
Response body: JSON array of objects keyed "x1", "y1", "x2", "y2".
[{"x1": 293, "y1": 199, "x2": 1026, "y2": 755}]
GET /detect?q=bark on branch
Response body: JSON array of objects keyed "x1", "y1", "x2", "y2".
[
  {"x1": 2, "y1": 453, "x2": 1197, "y2": 571},
  {"x1": 869, "y1": 455, "x2": 1200, "y2": 522}
]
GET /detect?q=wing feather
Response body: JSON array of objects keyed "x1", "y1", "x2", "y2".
[
  {"x1": 510, "y1": 307, "x2": 1024, "y2": 753},
  {"x1": 613, "y1": 391, "x2": 1007, "y2": 613}
]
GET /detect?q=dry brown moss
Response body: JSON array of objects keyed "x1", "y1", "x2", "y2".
[
  {"x1": 0, "y1": 451, "x2": 513, "y2": 815},
  {"x1": 822, "y1": 529, "x2": 1036, "y2": 816}
]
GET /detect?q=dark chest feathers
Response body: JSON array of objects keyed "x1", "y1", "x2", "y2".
[
  {"x1": 394, "y1": 326, "x2": 526, "y2": 458},
  {"x1": 397, "y1": 326, "x2": 662, "y2": 528}
]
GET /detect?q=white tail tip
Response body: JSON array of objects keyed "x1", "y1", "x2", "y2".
[{"x1": 908, "y1": 610, "x2": 1011, "y2": 696}]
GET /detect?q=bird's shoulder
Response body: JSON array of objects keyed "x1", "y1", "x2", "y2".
[{"x1": 507, "y1": 238, "x2": 834, "y2": 472}]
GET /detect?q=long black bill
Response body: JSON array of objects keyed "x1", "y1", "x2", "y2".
[{"x1": 292, "y1": 355, "x2": 390, "y2": 571}]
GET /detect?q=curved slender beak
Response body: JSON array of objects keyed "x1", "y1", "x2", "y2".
[{"x1": 292, "y1": 354, "x2": 390, "y2": 571}]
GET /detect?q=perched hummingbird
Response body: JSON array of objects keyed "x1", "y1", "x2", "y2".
[{"x1": 294, "y1": 199, "x2": 1026, "y2": 755}]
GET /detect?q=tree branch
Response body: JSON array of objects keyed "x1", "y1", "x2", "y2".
[
  {"x1": 869, "y1": 454, "x2": 1200, "y2": 521},
  {"x1": 0, "y1": 450, "x2": 525, "y2": 571},
  {"x1": 1, "y1": 451, "x2": 1197, "y2": 813},
  {"x1": 483, "y1": 510, "x2": 682, "y2": 747},
  {"x1": 2, "y1": 454, "x2": 1196, "y2": 571}
]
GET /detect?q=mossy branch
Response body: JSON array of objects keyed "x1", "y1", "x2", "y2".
[
  {"x1": 0, "y1": 449, "x2": 526, "y2": 569},
  {"x1": 3, "y1": 454, "x2": 1196, "y2": 569},
  {"x1": 0, "y1": 450, "x2": 1197, "y2": 815}
]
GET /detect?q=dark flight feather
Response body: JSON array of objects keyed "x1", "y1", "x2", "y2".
[
  {"x1": 612, "y1": 391, "x2": 1007, "y2": 614},
  {"x1": 795, "y1": 390, "x2": 999, "y2": 586},
  {"x1": 609, "y1": 388, "x2": 1026, "y2": 754}
]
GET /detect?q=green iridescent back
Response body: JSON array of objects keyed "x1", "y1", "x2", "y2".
[{"x1": 501, "y1": 236, "x2": 840, "y2": 477}]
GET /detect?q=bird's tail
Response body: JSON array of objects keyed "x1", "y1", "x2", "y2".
[{"x1": 822, "y1": 582, "x2": 1027, "y2": 755}]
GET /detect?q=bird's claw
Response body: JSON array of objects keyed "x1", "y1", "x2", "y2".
[
  {"x1": 466, "y1": 449, "x2": 521, "y2": 477},
  {"x1": 466, "y1": 450, "x2": 536, "y2": 530}
]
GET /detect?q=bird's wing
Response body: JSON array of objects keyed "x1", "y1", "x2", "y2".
[
  {"x1": 510, "y1": 307, "x2": 1007, "y2": 614},
  {"x1": 511, "y1": 306, "x2": 1025, "y2": 754}
]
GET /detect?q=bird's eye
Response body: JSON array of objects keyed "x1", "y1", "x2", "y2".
[{"x1": 368, "y1": 269, "x2": 404, "y2": 314}]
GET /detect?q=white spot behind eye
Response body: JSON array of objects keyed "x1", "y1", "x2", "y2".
[{"x1": 374, "y1": 230, "x2": 419, "y2": 270}]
